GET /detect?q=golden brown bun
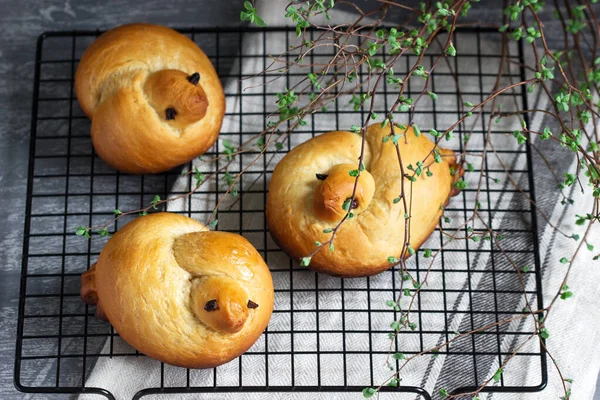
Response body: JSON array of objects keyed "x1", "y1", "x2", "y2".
[
  {"x1": 266, "y1": 124, "x2": 461, "y2": 278},
  {"x1": 80, "y1": 213, "x2": 274, "y2": 369},
  {"x1": 75, "y1": 23, "x2": 225, "y2": 174}
]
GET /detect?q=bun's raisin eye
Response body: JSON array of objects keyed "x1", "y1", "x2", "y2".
[
  {"x1": 316, "y1": 173, "x2": 328, "y2": 181},
  {"x1": 187, "y1": 72, "x2": 200, "y2": 85},
  {"x1": 204, "y1": 299, "x2": 219, "y2": 311},
  {"x1": 165, "y1": 107, "x2": 177, "y2": 120},
  {"x1": 247, "y1": 300, "x2": 259, "y2": 309}
]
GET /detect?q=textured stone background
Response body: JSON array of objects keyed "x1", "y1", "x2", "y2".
[{"x1": 0, "y1": 0, "x2": 598, "y2": 399}]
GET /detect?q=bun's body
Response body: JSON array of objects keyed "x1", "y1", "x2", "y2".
[
  {"x1": 266, "y1": 124, "x2": 461, "y2": 277},
  {"x1": 81, "y1": 213, "x2": 273, "y2": 368},
  {"x1": 75, "y1": 23, "x2": 225, "y2": 174}
]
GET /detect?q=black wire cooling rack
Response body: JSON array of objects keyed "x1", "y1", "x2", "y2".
[{"x1": 15, "y1": 27, "x2": 546, "y2": 400}]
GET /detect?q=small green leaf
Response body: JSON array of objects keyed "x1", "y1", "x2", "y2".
[
  {"x1": 362, "y1": 388, "x2": 377, "y2": 398},
  {"x1": 194, "y1": 166, "x2": 206, "y2": 188},
  {"x1": 454, "y1": 179, "x2": 467, "y2": 190},
  {"x1": 342, "y1": 199, "x2": 352, "y2": 211},
  {"x1": 368, "y1": 58, "x2": 386, "y2": 69},
  {"x1": 150, "y1": 195, "x2": 161, "y2": 209},
  {"x1": 512, "y1": 130, "x2": 527, "y2": 145},
  {"x1": 493, "y1": 368, "x2": 503, "y2": 383},
  {"x1": 541, "y1": 127, "x2": 553, "y2": 140},
  {"x1": 560, "y1": 257, "x2": 569, "y2": 264},
  {"x1": 439, "y1": 388, "x2": 449, "y2": 397},
  {"x1": 209, "y1": 219, "x2": 218, "y2": 228},
  {"x1": 563, "y1": 173, "x2": 576, "y2": 187},
  {"x1": 561, "y1": 291, "x2": 573, "y2": 300},
  {"x1": 240, "y1": 1, "x2": 266, "y2": 27},
  {"x1": 323, "y1": 228, "x2": 333, "y2": 233},
  {"x1": 349, "y1": 169, "x2": 359, "y2": 177},
  {"x1": 399, "y1": 104, "x2": 410, "y2": 112},
  {"x1": 539, "y1": 327, "x2": 550, "y2": 339},
  {"x1": 113, "y1": 209, "x2": 122, "y2": 215},
  {"x1": 97, "y1": 228, "x2": 110, "y2": 237},
  {"x1": 300, "y1": 257, "x2": 311, "y2": 267},
  {"x1": 75, "y1": 226, "x2": 90, "y2": 239},
  {"x1": 446, "y1": 42, "x2": 456, "y2": 57},
  {"x1": 392, "y1": 352, "x2": 405, "y2": 360},
  {"x1": 391, "y1": 134, "x2": 403, "y2": 145},
  {"x1": 413, "y1": 124, "x2": 421, "y2": 137}
]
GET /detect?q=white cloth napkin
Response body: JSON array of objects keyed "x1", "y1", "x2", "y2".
[{"x1": 81, "y1": 2, "x2": 600, "y2": 399}]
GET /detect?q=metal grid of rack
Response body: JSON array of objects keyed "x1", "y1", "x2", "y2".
[{"x1": 15, "y1": 27, "x2": 546, "y2": 400}]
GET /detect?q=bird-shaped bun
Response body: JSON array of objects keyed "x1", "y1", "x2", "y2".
[
  {"x1": 266, "y1": 124, "x2": 462, "y2": 278},
  {"x1": 75, "y1": 23, "x2": 225, "y2": 174},
  {"x1": 80, "y1": 213, "x2": 273, "y2": 368}
]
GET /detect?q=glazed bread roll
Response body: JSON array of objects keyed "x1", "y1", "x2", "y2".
[
  {"x1": 266, "y1": 124, "x2": 461, "y2": 277},
  {"x1": 75, "y1": 23, "x2": 225, "y2": 174},
  {"x1": 80, "y1": 213, "x2": 274, "y2": 368}
]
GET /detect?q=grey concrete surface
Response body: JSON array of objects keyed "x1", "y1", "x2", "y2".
[{"x1": 0, "y1": 0, "x2": 598, "y2": 399}]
